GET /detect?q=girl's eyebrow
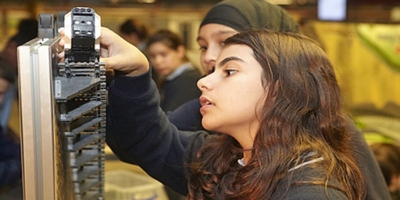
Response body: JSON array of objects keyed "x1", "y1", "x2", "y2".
[
  {"x1": 196, "y1": 30, "x2": 237, "y2": 42},
  {"x1": 217, "y1": 56, "x2": 245, "y2": 69}
]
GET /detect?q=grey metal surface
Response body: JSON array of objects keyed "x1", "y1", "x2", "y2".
[{"x1": 55, "y1": 61, "x2": 106, "y2": 200}]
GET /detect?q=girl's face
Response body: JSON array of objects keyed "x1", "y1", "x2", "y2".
[
  {"x1": 147, "y1": 42, "x2": 185, "y2": 76},
  {"x1": 197, "y1": 24, "x2": 238, "y2": 74},
  {"x1": 197, "y1": 44, "x2": 266, "y2": 144}
]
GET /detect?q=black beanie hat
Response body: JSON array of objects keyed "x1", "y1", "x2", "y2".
[
  {"x1": 200, "y1": 0, "x2": 300, "y2": 33},
  {"x1": 9, "y1": 19, "x2": 38, "y2": 46}
]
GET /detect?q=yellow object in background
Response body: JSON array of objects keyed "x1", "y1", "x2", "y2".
[
  {"x1": 310, "y1": 21, "x2": 400, "y2": 112},
  {"x1": 356, "y1": 24, "x2": 400, "y2": 72},
  {"x1": 8, "y1": 98, "x2": 19, "y2": 137}
]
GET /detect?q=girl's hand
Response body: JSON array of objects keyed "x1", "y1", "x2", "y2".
[{"x1": 58, "y1": 27, "x2": 149, "y2": 77}]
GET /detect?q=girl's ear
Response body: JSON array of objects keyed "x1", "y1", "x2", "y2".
[{"x1": 177, "y1": 45, "x2": 186, "y2": 59}]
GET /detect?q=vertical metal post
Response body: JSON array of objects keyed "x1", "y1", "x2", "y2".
[{"x1": 18, "y1": 37, "x2": 64, "y2": 200}]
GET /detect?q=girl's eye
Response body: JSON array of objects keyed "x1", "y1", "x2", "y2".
[
  {"x1": 210, "y1": 66, "x2": 215, "y2": 73},
  {"x1": 199, "y1": 46, "x2": 207, "y2": 52},
  {"x1": 225, "y1": 69, "x2": 237, "y2": 76}
]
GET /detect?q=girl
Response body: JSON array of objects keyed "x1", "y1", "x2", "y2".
[
  {"x1": 104, "y1": 0, "x2": 388, "y2": 199},
  {"x1": 163, "y1": 0, "x2": 388, "y2": 199},
  {"x1": 104, "y1": 28, "x2": 366, "y2": 199},
  {"x1": 146, "y1": 30, "x2": 202, "y2": 112}
]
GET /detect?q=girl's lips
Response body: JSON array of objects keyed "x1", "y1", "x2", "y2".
[{"x1": 199, "y1": 96, "x2": 213, "y2": 109}]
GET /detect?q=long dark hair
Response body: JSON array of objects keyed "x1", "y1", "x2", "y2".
[{"x1": 187, "y1": 29, "x2": 365, "y2": 199}]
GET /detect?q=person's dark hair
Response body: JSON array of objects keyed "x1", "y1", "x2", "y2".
[
  {"x1": 147, "y1": 29, "x2": 183, "y2": 50},
  {"x1": 119, "y1": 19, "x2": 149, "y2": 41},
  {"x1": 370, "y1": 142, "x2": 400, "y2": 185},
  {"x1": 8, "y1": 18, "x2": 38, "y2": 46},
  {"x1": 146, "y1": 29, "x2": 188, "y2": 61},
  {"x1": 187, "y1": 29, "x2": 365, "y2": 199},
  {"x1": 0, "y1": 62, "x2": 15, "y2": 84}
]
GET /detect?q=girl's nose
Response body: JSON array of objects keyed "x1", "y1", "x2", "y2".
[
  {"x1": 197, "y1": 75, "x2": 212, "y2": 92},
  {"x1": 202, "y1": 45, "x2": 220, "y2": 74}
]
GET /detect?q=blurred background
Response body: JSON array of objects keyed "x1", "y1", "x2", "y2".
[
  {"x1": 0, "y1": 0, "x2": 399, "y2": 199},
  {"x1": 3, "y1": 0, "x2": 398, "y2": 142}
]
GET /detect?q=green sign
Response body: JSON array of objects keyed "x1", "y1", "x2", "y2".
[{"x1": 356, "y1": 24, "x2": 400, "y2": 72}]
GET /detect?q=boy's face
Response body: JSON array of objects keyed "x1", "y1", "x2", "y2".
[{"x1": 0, "y1": 78, "x2": 10, "y2": 104}]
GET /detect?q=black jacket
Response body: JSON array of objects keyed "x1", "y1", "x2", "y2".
[{"x1": 0, "y1": 126, "x2": 21, "y2": 189}]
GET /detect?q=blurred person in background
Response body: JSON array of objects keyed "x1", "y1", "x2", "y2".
[
  {"x1": 370, "y1": 142, "x2": 400, "y2": 200},
  {"x1": 146, "y1": 29, "x2": 202, "y2": 112},
  {"x1": 0, "y1": 63, "x2": 22, "y2": 200},
  {"x1": 0, "y1": 18, "x2": 38, "y2": 76},
  {"x1": 119, "y1": 18, "x2": 150, "y2": 52},
  {"x1": 0, "y1": 18, "x2": 38, "y2": 137},
  {"x1": 0, "y1": 18, "x2": 36, "y2": 200}
]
